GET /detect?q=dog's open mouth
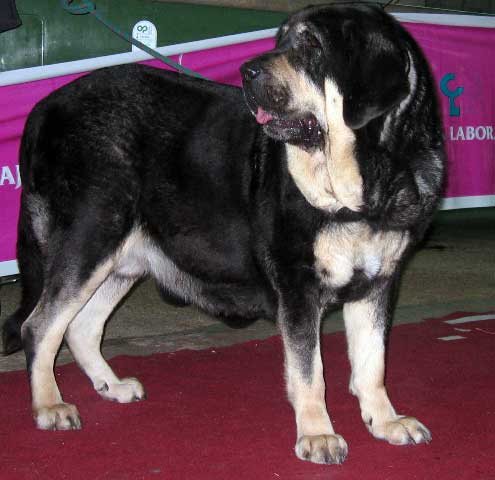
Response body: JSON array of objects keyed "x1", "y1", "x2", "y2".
[{"x1": 254, "y1": 106, "x2": 323, "y2": 149}]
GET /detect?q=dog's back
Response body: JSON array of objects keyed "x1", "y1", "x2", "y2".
[{"x1": 2, "y1": 64, "x2": 272, "y2": 355}]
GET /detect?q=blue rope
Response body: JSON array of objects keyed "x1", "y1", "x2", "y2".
[{"x1": 61, "y1": 0, "x2": 208, "y2": 80}]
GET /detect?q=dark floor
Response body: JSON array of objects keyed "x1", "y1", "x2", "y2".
[{"x1": 1, "y1": 208, "x2": 494, "y2": 372}]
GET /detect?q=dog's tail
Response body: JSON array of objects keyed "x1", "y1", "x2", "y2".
[
  {"x1": 2, "y1": 114, "x2": 45, "y2": 356},
  {"x1": 2, "y1": 217, "x2": 44, "y2": 355},
  {"x1": 2, "y1": 306, "x2": 33, "y2": 356}
]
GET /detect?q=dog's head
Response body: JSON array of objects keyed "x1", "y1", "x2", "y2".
[{"x1": 241, "y1": 5, "x2": 411, "y2": 149}]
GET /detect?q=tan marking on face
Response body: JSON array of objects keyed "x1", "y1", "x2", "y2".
[
  {"x1": 271, "y1": 56, "x2": 326, "y2": 126},
  {"x1": 314, "y1": 222, "x2": 409, "y2": 288},
  {"x1": 270, "y1": 57, "x2": 339, "y2": 212},
  {"x1": 269, "y1": 58, "x2": 363, "y2": 213},
  {"x1": 324, "y1": 80, "x2": 363, "y2": 211}
]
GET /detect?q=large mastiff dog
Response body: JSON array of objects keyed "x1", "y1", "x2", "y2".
[{"x1": 2, "y1": 4, "x2": 445, "y2": 465}]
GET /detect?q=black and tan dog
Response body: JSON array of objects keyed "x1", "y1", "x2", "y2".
[{"x1": 2, "y1": 4, "x2": 445, "y2": 465}]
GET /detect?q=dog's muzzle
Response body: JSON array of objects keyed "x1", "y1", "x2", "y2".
[{"x1": 241, "y1": 60, "x2": 323, "y2": 150}]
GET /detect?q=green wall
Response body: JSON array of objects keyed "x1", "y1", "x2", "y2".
[{"x1": 0, "y1": 1, "x2": 286, "y2": 71}]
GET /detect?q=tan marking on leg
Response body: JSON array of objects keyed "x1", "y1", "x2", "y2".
[
  {"x1": 286, "y1": 343, "x2": 332, "y2": 437},
  {"x1": 344, "y1": 299, "x2": 395, "y2": 422},
  {"x1": 25, "y1": 257, "x2": 115, "y2": 430},
  {"x1": 283, "y1": 336, "x2": 348, "y2": 464},
  {"x1": 65, "y1": 273, "x2": 145, "y2": 403},
  {"x1": 344, "y1": 298, "x2": 431, "y2": 445}
]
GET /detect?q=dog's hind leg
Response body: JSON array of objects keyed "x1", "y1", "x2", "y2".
[
  {"x1": 343, "y1": 278, "x2": 432, "y2": 446},
  {"x1": 2, "y1": 195, "x2": 46, "y2": 354},
  {"x1": 22, "y1": 256, "x2": 116, "y2": 430},
  {"x1": 65, "y1": 272, "x2": 146, "y2": 403}
]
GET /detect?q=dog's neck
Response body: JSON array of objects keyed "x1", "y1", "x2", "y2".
[{"x1": 285, "y1": 144, "x2": 339, "y2": 212}]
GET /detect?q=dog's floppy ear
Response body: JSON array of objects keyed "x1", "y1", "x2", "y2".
[{"x1": 341, "y1": 20, "x2": 410, "y2": 130}]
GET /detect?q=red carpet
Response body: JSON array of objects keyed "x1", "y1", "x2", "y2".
[{"x1": 1, "y1": 311, "x2": 494, "y2": 480}]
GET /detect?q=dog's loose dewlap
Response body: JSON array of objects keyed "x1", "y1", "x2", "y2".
[{"x1": 3, "y1": 4, "x2": 444, "y2": 466}]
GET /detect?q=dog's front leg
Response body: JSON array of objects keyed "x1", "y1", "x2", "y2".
[
  {"x1": 279, "y1": 295, "x2": 348, "y2": 464},
  {"x1": 343, "y1": 280, "x2": 431, "y2": 445}
]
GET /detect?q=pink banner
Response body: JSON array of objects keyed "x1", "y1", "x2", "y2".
[
  {"x1": 0, "y1": 39, "x2": 273, "y2": 266},
  {"x1": 404, "y1": 23, "x2": 495, "y2": 200},
  {"x1": 1, "y1": 23, "x2": 494, "y2": 270}
]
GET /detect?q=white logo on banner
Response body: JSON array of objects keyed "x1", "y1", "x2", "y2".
[
  {"x1": 0, "y1": 164, "x2": 21, "y2": 189},
  {"x1": 450, "y1": 126, "x2": 495, "y2": 141},
  {"x1": 132, "y1": 20, "x2": 158, "y2": 53}
]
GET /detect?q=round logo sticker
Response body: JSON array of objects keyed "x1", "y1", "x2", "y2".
[{"x1": 132, "y1": 20, "x2": 157, "y2": 52}]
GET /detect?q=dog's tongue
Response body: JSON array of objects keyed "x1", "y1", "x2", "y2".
[{"x1": 256, "y1": 107, "x2": 273, "y2": 125}]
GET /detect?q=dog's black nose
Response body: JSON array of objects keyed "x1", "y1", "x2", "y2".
[{"x1": 241, "y1": 63, "x2": 261, "y2": 80}]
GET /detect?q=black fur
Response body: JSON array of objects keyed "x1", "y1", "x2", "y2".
[{"x1": 1, "y1": 5, "x2": 444, "y2": 457}]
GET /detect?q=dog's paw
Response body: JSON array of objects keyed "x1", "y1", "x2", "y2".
[
  {"x1": 96, "y1": 377, "x2": 146, "y2": 403},
  {"x1": 371, "y1": 416, "x2": 431, "y2": 445},
  {"x1": 35, "y1": 403, "x2": 82, "y2": 430},
  {"x1": 295, "y1": 434, "x2": 348, "y2": 464}
]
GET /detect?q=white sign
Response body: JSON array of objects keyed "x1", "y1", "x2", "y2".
[{"x1": 132, "y1": 20, "x2": 157, "y2": 53}]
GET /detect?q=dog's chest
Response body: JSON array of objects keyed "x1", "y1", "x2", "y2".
[{"x1": 313, "y1": 222, "x2": 409, "y2": 288}]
